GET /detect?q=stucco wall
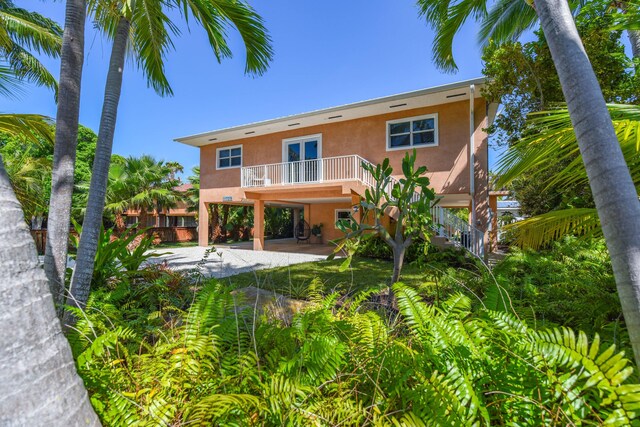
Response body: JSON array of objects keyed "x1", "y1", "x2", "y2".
[
  {"x1": 307, "y1": 202, "x2": 353, "y2": 243},
  {"x1": 200, "y1": 99, "x2": 482, "y2": 196}
]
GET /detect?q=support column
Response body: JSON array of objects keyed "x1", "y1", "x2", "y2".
[
  {"x1": 489, "y1": 195, "x2": 498, "y2": 252},
  {"x1": 198, "y1": 200, "x2": 209, "y2": 247},
  {"x1": 470, "y1": 86, "x2": 490, "y2": 253},
  {"x1": 253, "y1": 200, "x2": 265, "y2": 251},
  {"x1": 303, "y1": 204, "x2": 311, "y2": 225}
]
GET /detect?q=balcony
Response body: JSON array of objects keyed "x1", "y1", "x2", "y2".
[
  {"x1": 241, "y1": 155, "x2": 374, "y2": 188},
  {"x1": 240, "y1": 154, "x2": 486, "y2": 258}
]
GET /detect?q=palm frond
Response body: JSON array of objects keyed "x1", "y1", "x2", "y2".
[
  {"x1": 478, "y1": 0, "x2": 538, "y2": 46},
  {"x1": 496, "y1": 104, "x2": 640, "y2": 191},
  {"x1": 207, "y1": 0, "x2": 273, "y2": 76},
  {"x1": 178, "y1": 0, "x2": 273, "y2": 76},
  {"x1": 5, "y1": 44, "x2": 57, "y2": 93},
  {"x1": 0, "y1": 5, "x2": 62, "y2": 56},
  {"x1": 417, "y1": 0, "x2": 488, "y2": 72},
  {"x1": 503, "y1": 208, "x2": 601, "y2": 249},
  {"x1": 2, "y1": 152, "x2": 50, "y2": 218},
  {"x1": 0, "y1": 113, "x2": 53, "y2": 145},
  {"x1": 130, "y1": 0, "x2": 176, "y2": 96},
  {"x1": 0, "y1": 64, "x2": 23, "y2": 98}
]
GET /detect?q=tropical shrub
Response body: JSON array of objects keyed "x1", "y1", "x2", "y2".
[
  {"x1": 355, "y1": 235, "x2": 432, "y2": 263},
  {"x1": 491, "y1": 236, "x2": 625, "y2": 350},
  {"x1": 70, "y1": 224, "x2": 167, "y2": 288},
  {"x1": 70, "y1": 273, "x2": 640, "y2": 425}
]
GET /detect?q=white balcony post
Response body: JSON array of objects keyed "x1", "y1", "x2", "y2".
[{"x1": 353, "y1": 156, "x2": 358, "y2": 183}]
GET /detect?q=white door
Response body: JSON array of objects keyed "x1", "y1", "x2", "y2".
[{"x1": 283, "y1": 136, "x2": 321, "y2": 183}]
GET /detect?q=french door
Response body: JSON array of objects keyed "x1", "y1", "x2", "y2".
[{"x1": 283, "y1": 136, "x2": 321, "y2": 184}]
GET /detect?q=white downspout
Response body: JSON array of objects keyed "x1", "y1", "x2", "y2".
[{"x1": 469, "y1": 84, "x2": 476, "y2": 227}]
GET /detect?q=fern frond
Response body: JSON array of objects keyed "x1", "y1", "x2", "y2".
[{"x1": 185, "y1": 394, "x2": 260, "y2": 424}]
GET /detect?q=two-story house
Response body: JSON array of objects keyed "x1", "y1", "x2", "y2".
[{"x1": 176, "y1": 78, "x2": 497, "y2": 256}]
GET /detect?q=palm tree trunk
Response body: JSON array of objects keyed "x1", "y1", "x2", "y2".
[
  {"x1": 628, "y1": 30, "x2": 640, "y2": 59},
  {"x1": 210, "y1": 203, "x2": 219, "y2": 241},
  {"x1": 0, "y1": 156, "x2": 100, "y2": 425},
  {"x1": 44, "y1": 0, "x2": 86, "y2": 310},
  {"x1": 221, "y1": 204, "x2": 230, "y2": 242},
  {"x1": 535, "y1": 0, "x2": 640, "y2": 369},
  {"x1": 64, "y1": 17, "x2": 130, "y2": 324},
  {"x1": 619, "y1": 2, "x2": 640, "y2": 59}
]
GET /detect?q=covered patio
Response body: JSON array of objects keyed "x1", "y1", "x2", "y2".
[{"x1": 216, "y1": 237, "x2": 338, "y2": 257}]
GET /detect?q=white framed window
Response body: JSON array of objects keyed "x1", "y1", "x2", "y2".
[
  {"x1": 335, "y1": 209, "x2": 352, "y2": 228},
  {"x1": 216, "y1": 145, "x2": 243, "y2": 169},
  {"x1": 386, "y1": 113, "x2": 438, "y2": 151}
]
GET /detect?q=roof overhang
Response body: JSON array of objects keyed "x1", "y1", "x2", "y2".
[{"x1": 175, "y1": 77, "x2": 488, "y2": 147}]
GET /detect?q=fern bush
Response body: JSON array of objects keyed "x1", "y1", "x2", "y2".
[
  {"x1": 71, "y1": 268, "x2": 640, "y2": 426},
  {"x1": 491, "y1": 236, "x2": 625, "y2": 350}
]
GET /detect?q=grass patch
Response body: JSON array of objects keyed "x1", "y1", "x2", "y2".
[
  {"x1": 224, "y1": 257, "x2": 427, "y2": 299},
  {"x1": 155, "y1": 241, "x2": 198, "y2": 248}
]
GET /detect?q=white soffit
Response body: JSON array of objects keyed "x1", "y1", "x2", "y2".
[{"x1": 175, "y1": 77, "x2": 487, "y2": 147}]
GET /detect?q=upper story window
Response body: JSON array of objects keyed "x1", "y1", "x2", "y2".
[
  {"x1": 217, "y1": 145, "x2": 242, "y2": 169},
  {"x1": 386, "y1": 114, "x2": 438, "y2": 151}
]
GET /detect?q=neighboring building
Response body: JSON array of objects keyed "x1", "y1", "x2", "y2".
[
  {"x1": 497, "y1": 200, "x2": 522, "y2": 222},
  {"x1": 175, "y1": 78, "x2": 497, "y2": 255},
  {"x1": 122, "y1": 183, "x2": 197, "y2": 242}
]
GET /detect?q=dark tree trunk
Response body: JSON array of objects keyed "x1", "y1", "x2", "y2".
[
  {"x1": 536, "y1": 0, "x2": 640, "y2": 369},
  {"x1": 210, "y1": 204, "x2": 222, "y2": 242},
  {"x1": 0, "y1": 155, "x2": 100, "y2": 425},
  {"x1": 64, "y1": 17, "x2": 130, "y2": 325},
  {"x1": 221, "y1": 204, "x2": 230, "y2": 242},
  {"x1": 44, "y1": 0, "x2": 86, "y2": 310}
]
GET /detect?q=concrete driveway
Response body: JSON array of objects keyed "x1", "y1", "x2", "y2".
[{"x1": 149, "y1": 239, "x2": 338, "y2": 279}]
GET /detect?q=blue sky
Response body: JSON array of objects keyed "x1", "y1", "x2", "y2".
[{"x1": 6, "y1": 1, "x2": 497, "y2": 176}]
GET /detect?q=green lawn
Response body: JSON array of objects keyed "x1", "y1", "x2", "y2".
[{"x1": 223, "y1": 257, "x2": 429, "y2": 299}]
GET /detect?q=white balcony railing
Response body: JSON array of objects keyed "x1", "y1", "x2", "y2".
[
  {"x1": 241, "y1": 155, "x2": 373, "y2": 188},
  {"x1": 430, "y1": 205, "x2": 485, "y2": 258},
  {"x1": 240, "y1": 154, "x2": 485, "y2": 259}
]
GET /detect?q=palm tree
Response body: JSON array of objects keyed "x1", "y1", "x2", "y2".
[
  {"x1": 66, "y1": 0, "x2": 273, "y2": 321},
  {"x1": 184, "y1": 166, "x2": 200, "y2": 215},
  {"x1": 103, "y1": 155, "x2": 183, "y2": 227},
  {"x1": 0, "y1": 114, "x2": 98, "y2": 424},
  {"x1": 417, "y1": 0, "x2": 640, "y2": 369},
  {"x1": 0, "y1": 0, "x2": 62, "y2": 92},
  {"x1": 0, "y1": 160, "x2": 99, "y2": 425},
  {"x1": 44, "y1": 0, "x2": 87, "y2": 309}
]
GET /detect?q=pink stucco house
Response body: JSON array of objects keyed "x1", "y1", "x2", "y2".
[{"x1": 175, "y1": 78, "x2": 498, "y2": 257}]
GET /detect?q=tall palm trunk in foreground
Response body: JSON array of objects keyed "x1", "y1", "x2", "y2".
[
  {"x1": 535, "y1": 0, "x2": 640, "y2": 369},
  {"x1": 65, "y1": 17, "x2": 129, "y2": 321},
  {"x1": 0, "y1": 157, "x2": 99, "y2": 425},
  {"x1": 44, "y1": 0, "x2": 86, "y2": 308}
]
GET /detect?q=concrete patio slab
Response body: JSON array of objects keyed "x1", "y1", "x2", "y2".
[{"x1": 150, "y1": 238, "x2": 339, "y2": 278}]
